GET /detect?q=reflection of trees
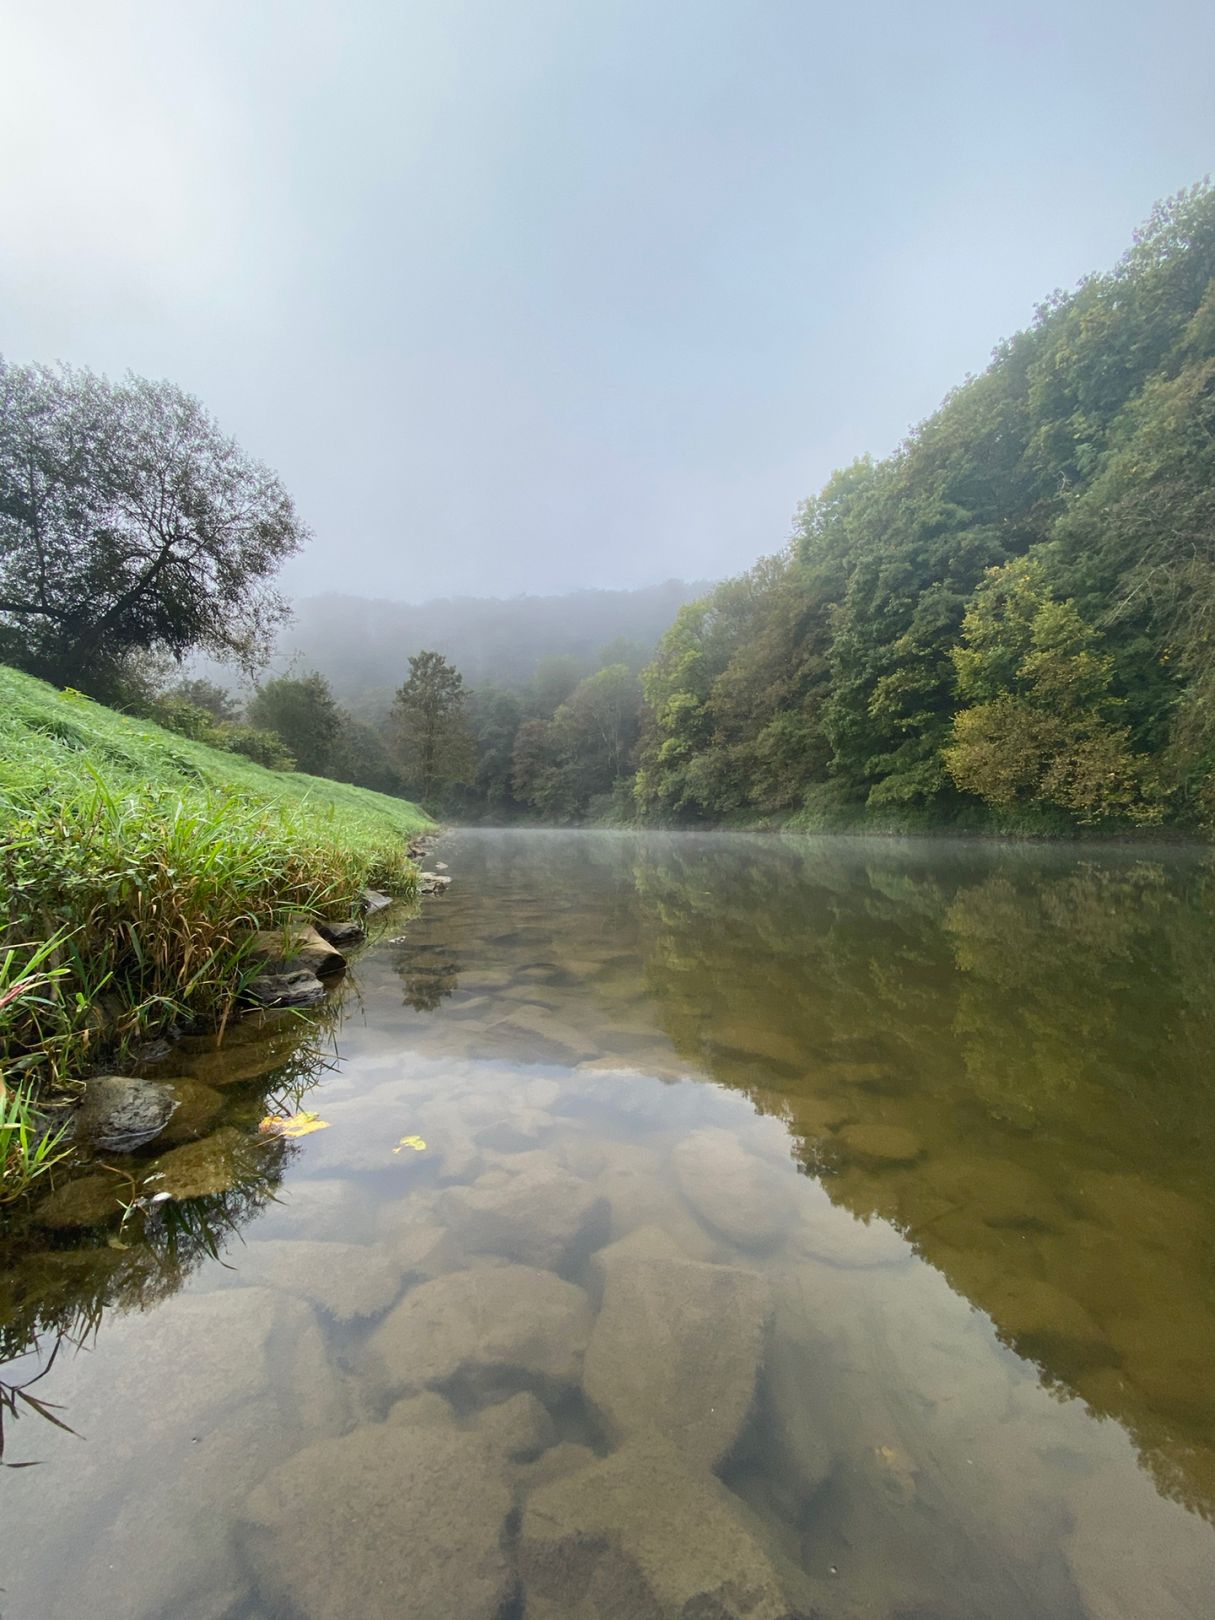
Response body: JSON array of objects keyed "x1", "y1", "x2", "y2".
[
  {"x1": 396, "y1": 942, "x2": 462, "y2": 1011},
  {"x1": 626, "y1": 837, "x2": 1215, "y2": 1521}
]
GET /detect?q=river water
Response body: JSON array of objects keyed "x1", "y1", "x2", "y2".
[{"x1": 2, "y1": 829, "x2": 1214, "y2": 1619}]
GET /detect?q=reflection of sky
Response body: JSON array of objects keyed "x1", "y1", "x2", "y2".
[{"x1": 3, "y1": 3, "x2": 1213, "y2": 600}]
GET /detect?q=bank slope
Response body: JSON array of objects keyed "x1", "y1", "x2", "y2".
[{"x1": 0, "y1": 665, "x2": 433, "y2": 1094}]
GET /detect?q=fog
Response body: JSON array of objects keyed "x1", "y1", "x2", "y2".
[{"x1": 3, "y1": 0, "x2": 1212, "y2": 602}]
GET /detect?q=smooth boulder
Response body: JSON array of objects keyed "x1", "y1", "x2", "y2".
[
  {"x1": 583, "y1": 1252, "x2": 771, "y2": 1469},
  {"x1": 367, "y1": 1264, "x2": 593, "y2": 1397},
  {"x1": 672, "y1": 1128, "x2": 796, "y2": 1251},
  {"x1": 248, "y1": 923, "x2": 346, "y2": 979},
  {"x1": 437, "y1": 1160, "x2": 609, "y2": 1270}
]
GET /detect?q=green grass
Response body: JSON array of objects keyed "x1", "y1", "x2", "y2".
[{"x1": 0, "y1": 666, "x2": 433, "y2": 1114}]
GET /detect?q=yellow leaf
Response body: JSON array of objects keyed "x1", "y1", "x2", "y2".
[
  {"x1": 259, "y1": 1111, "x2": 331, "y2": 1139},
  {"x1": 393, "y1": 1134, "x2": 427, "y2": 1154}
]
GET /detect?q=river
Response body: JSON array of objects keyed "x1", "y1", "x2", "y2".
[{"x1": 2, "y1": 828, "x2": 1214, "y2": 1618}]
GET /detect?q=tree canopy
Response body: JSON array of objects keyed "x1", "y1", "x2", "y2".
[{"x1": 0, "y1": 360, "x2": 306, "y2": 695}]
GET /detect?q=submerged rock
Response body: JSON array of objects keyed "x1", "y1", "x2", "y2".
[
  {"x1": 672, "y1": 1127, "x2": 796, "y2": 1251},
  {"x1": 519, "y1": 1436, "x2": 816, "y2": 1620},
  {"x1": 583, "y1": 1252, "x2": 771, "y2": 1469},
  {"x1": 150, "y1": 1126, "x2": 254, "y2": 1200},
  {"x1": 245, "y1": 968, "x2": 327, "y2": 1008},
  {"x1": 360, "y1": 887, "x2": 392, "y2": 914},
  {"x1": 472, "y1": 1390, "x2": 556, "y2": 1461},
  {"x1": 241, "y1": 1420, "x2": 514, "y2": 1620},
  {"x1": 437, "y1": 1160, "x2": 609, "y2": 1270},
  {"x1": 157, "y1": 1078, "x2": 226, "y2": 1143},
  {"x1": 233, "y1": 1238, "x2": 401, "y2": 1322},
  {"x1": 72, "y1": 1073, "x2": 179, "y2": 1152},
  {"x1": 34, "y1": 1171, "x2": 129, "y2": 1229},
  {"x1": 836, "y1": 1122, "x2": 924, "y2": 1166},
  {"x1": 419, "y1": 871, "x2": 452, "y2": 895},
  {"x1": 367, "y1": 1264, "x2": 593, "y2": 1398}
]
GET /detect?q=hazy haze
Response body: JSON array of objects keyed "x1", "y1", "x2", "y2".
[{"x1": 3, "y1": 0, "x2": 1213, "y2": 601}]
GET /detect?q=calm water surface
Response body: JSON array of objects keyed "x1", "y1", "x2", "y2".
[{"x1": 2, "y1": 829, "x2": 1214, "y2": 1619}]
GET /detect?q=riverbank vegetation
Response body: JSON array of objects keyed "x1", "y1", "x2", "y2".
[
  {"x1": 0, "y1": 666, "x2": 430, "y2": 1180},
  {"x1": 634, "y1": 182, "x2": 1215, "y2": 832}
]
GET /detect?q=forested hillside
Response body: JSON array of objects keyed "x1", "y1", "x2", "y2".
[{"x1": 635, "y1": 183, "x2": 1215, "y2": 832}]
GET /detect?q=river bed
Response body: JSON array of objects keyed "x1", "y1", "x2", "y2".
[{"x1": 2, "y1": 828, "x2": 1214, "y2": 1618}]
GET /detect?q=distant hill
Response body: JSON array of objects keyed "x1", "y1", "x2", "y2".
[{"x1": 271, "y1": 579, "x2": 711, "y2": 708}]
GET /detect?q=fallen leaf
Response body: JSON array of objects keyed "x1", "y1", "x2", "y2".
[
  {"x1": 393, "y1": 1134, "x2": 427, "y2": 1154},
  {"x1": 259, "y1": 1111, "x2": 331, "y2": 1139}
]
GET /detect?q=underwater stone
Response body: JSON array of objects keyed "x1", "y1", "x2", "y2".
[
  {"x1": 519, "y1": 1435, "x2": 816, "y2": 1620},
  {"x1": 436, "y1": 1160, "x2": 609, "y2": 1270},
  {"x1": 836, "y1": 1122, "x2": 924, "y2": 1166},
  {"x1": 234, "y1": 1238, "x2": 401, "y2": 1322},
  {"x1": 34, "y1": 1171, "x2": 129, "y2": 1229},
  {"x1": 583, "y1": 1253, "x2": 771, "y2": 1470},
  {"x1": 367, "y1": 1264, "x2": 593, "y2": 1398},
  {"x1": 150, "y1": 1125, "x2": 252, "y2": 1200},
  {"x1": 672, "y1": 1127, "x2": 796, "y2": 1251},
  {"x1": 241, "y1": 1421, "x2": 514, "y2": 1620}
]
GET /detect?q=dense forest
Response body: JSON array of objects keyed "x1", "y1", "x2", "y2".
[{"x1": 635, "y1": 183, "x2": 1215, "y2": 832}]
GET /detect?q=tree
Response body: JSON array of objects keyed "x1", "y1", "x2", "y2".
[
  {"x1": 248, "y1": 672, "x2": 342, "y2": 777},
  {"x1": 943, "y1": 559, "x2": 1158, "y2": 823},
  {"x1": 0, "y1": 359, "x2": 306, "y2": 696},
  {"x1": 161, "y1": 677, "x2": 240, "y2": 724},
  {"x1": 390, "y1": 650, "x2": 474, "y2": 804}
]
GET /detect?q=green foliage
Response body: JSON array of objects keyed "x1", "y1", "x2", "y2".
[
  {"x1": 634, "y1": 180, "x2": 1215, "y2": 833},
  {"x1": 390, "y1": 650, "x2": 475, "y2": 806},
  {"x1": 0, "y1": 665, "x2": 431, "y2": 1092},
  {"x1": 247, "y1": 672, "x2": 342, "y2": 776}
]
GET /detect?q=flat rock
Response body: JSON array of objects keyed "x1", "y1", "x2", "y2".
[
  {"x1": 367, "y1": 1264, "x2": 593, "y2": 1397},
  {"x1": 234, "y1": 1239, "x2": 400, "y2": 1321},
  {"x1": 360, "y1": 887, "x2": 392, "y2": 913},
  {"x1": 836, "y1": 1122, "x2": 923, "y2": 1166},
  {"x1": 584, "y1": 1253, "x2": 770, "y2": 1469},
  {"x1": 245, "y1": 969, "x2": 326, "y2": 1008},
  {"x1": 672, "y1": 1127, "x2": 796, "y2": 1251},
  {"x1": 482, "y1": 1002, "x2": 599, "y2": 1063},
  {"x1": 437, "y1": 1161, "x2": 609, "y2": 1270},
  {"x1": 792, "y1": 1201, "x2": 911, "y2": 1269},
  {"x1": 520, "y1": 1436, "x2": 816, "y2": 1620},
  {"x1": 253, "y1": 1175, "x2": 371, "y2": 1242},
  {"x1": 73, "y1": 1074, "x2": 179, "y2": 1152},
  {"x1": 248, "y1": 923, "x2": 346, "y2": 979},
  {"x1": 241, "y1": 1421, "x2": 514, "y2": 1620}
]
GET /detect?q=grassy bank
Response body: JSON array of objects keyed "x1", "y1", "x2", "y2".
[{"x1": 0, "y1": 666, "x2": 432, "y2": 1122}]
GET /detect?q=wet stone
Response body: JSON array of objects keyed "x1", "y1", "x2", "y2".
[
  {"x1": 72, "y1": 1074, "x2": 179, "y2": 1152},
  {"x1": 245, "y1": 968, "x2": 327, "y2": 1008},
  {"x1": 672, "y1": 1127, "x2": 796, "y2": 1251},
  {"x1": 583, "y1": 1252, "x2": 771, "y2": 1469},
  {"x1": 240, "y1": 1421, "x2": 514, "y2": 1620},
  {"x1": 249, "y1": 922, "x2": 347, "y2": 979},
  {"x1": 157, "y1": 1078, "x2": 226, "y2": 1143},
  {"x1": 366, "y1": 1264, "x2": 594, "y2": 1398},
  {"x1": 472, "y1": 1390, "x2": 556, "y2": 1461}
]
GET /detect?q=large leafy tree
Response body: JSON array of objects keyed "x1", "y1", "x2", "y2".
[
  {"x1": 391, "y1": 650, "x2": 474, "y2": 804},
  {"x1": 0, "y1": 360, "x2": 306, "y2": 695},
  {"x1": 247, "y1": 672, "x2": 342, "y2": 777}
]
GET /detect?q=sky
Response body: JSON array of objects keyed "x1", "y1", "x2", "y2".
[{"x1": 2, "y1": 1, "x2": 1213, "y2": 603}]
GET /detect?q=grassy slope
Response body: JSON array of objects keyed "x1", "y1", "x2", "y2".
[{"x1": 0, "y1": 666, "x2": 432, "y2": 1098}]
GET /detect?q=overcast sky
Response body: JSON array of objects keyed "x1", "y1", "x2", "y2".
[{"x1": 2, "y1": 1, "x2": 1213, "y2": 602}]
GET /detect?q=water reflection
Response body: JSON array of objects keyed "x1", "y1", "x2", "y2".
[{"x1": 1, "y1": 832, "x2": 1213, "y2": 1619}]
